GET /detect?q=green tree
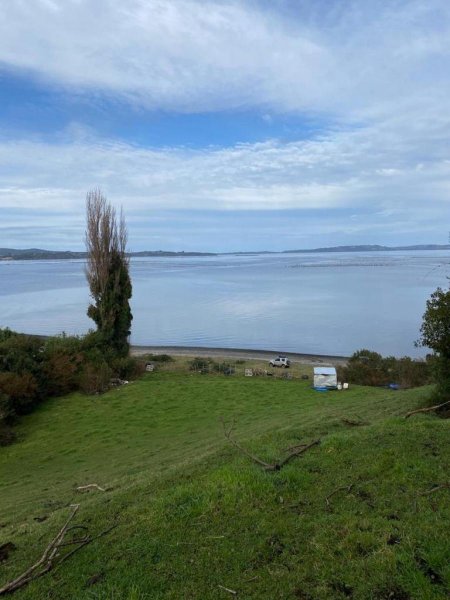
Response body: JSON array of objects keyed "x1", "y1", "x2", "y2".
[
  {"x1": 85, "y1": 190, "x2": 133, "y2": 357},
  {"x1": 418, "y1": 286, "x2": 450, "y2": 399}
]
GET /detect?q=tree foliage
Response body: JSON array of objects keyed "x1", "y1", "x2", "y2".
[
  {"x1": 418, "y1": 286, "x2": 450, "y2": 357},
  {"x1": 418, "y1": 285, "x2": 450, "y2": 401},
  {"x1": 85, "y1": 189, "x2": 133, "y2": 357}
]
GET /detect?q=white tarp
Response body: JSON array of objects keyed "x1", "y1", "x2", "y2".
[{"x1": 313, "y1": 367, "x2": 337, "y2": 388}]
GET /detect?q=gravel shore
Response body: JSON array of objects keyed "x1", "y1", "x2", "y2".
[{"x1": 130, "y1": 345, "x2": 348, "y2": 366}]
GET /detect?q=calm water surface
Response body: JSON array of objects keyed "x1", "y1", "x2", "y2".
[{"x1": 0, "y1": 251, "x2": 448, "y2": 357}]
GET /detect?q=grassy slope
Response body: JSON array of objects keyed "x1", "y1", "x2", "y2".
[{"x1": 0, "y1": 371, "x2": 449, "y2": 599}]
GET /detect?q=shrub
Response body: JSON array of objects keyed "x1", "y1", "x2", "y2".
[
  {"x1": 0, "y1": 392, "x2": 14, "y2": 424},
  {"x1": 213, "y1": 362, "x2": 235, "y2": 375},
  {"x1": 0, "y1": 328, "x2": 19, "y2": 343},
  {"x1": 43, "y1": 352, "x2": 83, "y2": 396},
  {"x1": 146, "y1": 353, "x2": 174, "y2": 363},
  {"x1": 0, "y1": 334, "x2": 43, "y2": 377},
  {"x1": 0, "y1": 371, "x2": 39, "y2": 414},
  {"x1": 428, "y1": 355, "x2": 450, "y2": 403},
  {"x1": 79, "y1": 360, "x2": 112, "y2": 395},
  {"x1": 338, "y1": 349, "x2": 432, "y2": 388},
  {"x1": 111, "y1": 356, "x2": 145, "y2": 380},
  {"x1": 189, "y1": 357, "x2": 215, "y2": 372},
  {"x1": 0, "y1": 424, "x2": 17, "y2": 447}
]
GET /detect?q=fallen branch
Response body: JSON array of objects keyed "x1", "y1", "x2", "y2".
[
  {"x1": 76, "y1": 484, "x2": 106, "y2": 493},
  {"x1": 221, "y1": 419, "x2": 273, "y2": 469},
  {"x1": 221, "y1": 419, "x2": 320, "y2": 471},
  {"x1": 275, "y1": 440, "x2": 321, "y2": 471},
  {"x1": 419, "y1": 482, "x2": 450, "y2": 496},
  {"x1": 218, "y1": 584, "x2": 237, "y2": 595},
  {"x1": 405, "y1": 400, "x2": 450, "y2": 419},
  {"x1": 325, "y1": 484, "x2": 354, "y2": 508},
  {"x1": 0, "y1": 505, "x2": 117, "y2": 596},
  {"x1": 284, "y1": 443, "x2": 308, "y2": 453},
  {"x1": 0, "y1": 504, "x2": 80, "y2": 595}
]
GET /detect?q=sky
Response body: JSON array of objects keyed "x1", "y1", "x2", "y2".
[{"x1": 0, "y1": 0, "x2": 449, "y2": 252}]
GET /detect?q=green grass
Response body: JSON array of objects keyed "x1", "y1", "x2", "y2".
[{"x1": 1, "y1": 369, "x2": 449, "y2": 599}]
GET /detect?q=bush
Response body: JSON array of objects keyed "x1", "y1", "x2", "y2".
[
  {"x1": 146, "y1": 354, "x2": 174, "y2": 363},
  {"x1": 0, "y1": 334, "x2": 43, "y2": 378},
  {"x1": 189, "y1": 357, "x2": 215, "y2": 372},
  {"x1": 213, "y1": 362, "x2": 235, "y2": 375},
  {"x1": 338, "y1": 349, "x2": 432, "y2": 388},
  {"x1": 428, "y1": 355, "x2": 450, "y2": 403},
  {"x1": 0, "y1": 424, "x2": 17, "y2": 447},
  {"x1": 111, "y1": 356, "x2": 145, "y2": 380},
  {"x1": 0, "y1": 371, "x2": 39, "y2": 414},
  {"x1": 43, "y1": 352, "x2": 83, "y2": 396},
  {"x1": 0, "y1": 328, "x2": 19, "y2": 343},
  {"x1": 79, "y1": 360, "x2": 112, "y2": 395}
]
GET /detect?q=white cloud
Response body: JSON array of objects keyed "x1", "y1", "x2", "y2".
[
  {"x1": 0, "y1": 108, "x2": 448, "y2": 227},
  {"x1": 0, "y1": 0, "x2": 449, "y2": 117}
]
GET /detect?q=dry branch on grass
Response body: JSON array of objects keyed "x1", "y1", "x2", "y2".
[
  {"x1": 283, "y1": 442, "x2": 309, "y2": 453},
  {"x1": 419, "y1": 482, "x2": 450, "y2": 495},
  {"x1": 0, "y1": 505, "x2": 117, "y2": 596},
  {"x1": 76, "y1": 484, "x2": 106, "y2": 493},
  {"x1": 221, "y1": 419, "x2": 320, "y2": 471},
  {"x1": 218, "y1": 584, "x2": 238, "y2": 595},
  {"x1": 405, "y1": 400, "x2": 450, "y2": 419},
  {"x1": 325, "y1": 484, "x2": 354, "y2": 509}
]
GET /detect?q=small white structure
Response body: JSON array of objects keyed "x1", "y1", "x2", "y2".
[
  {"x1": 245, "y1": 368, "x2": 253, "y2": 377},
  {"x1": 313, "y1": 367, "x2": 337, "y2": 389}
]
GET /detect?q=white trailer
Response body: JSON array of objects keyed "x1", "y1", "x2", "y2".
[{"x1": 313, "y1": 366, "x2": 337, "y2": 389}]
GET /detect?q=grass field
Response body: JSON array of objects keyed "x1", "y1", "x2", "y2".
[{"x1": 0, "y1": 363, "x2": 449, "y2": 599}]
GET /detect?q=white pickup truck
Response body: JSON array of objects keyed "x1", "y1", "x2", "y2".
[{"x1": 269, "y1": 356, "x2": 291, "y2": 368}]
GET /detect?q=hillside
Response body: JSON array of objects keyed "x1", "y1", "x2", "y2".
[{"x1": 0, "y1": 368, "x2": 449, "y2": 599}]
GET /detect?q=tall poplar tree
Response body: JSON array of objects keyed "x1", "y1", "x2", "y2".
[{"x1": 85, "y1": 190, "x2": 132, "y2": 357}]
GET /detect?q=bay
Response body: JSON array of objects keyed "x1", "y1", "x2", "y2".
[{"x1": 0, "y1": 251, "x2": 448, "y2": 357}]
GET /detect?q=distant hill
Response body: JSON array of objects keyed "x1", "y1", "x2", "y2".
[
  {"x1": 0, "y1": 244, "x2": 448, "y2": 260},
  {"x1": 0, "y1": 248, "x2": 86, "y2": 260},
  {"x1": 284, "y1": 244, "x2": 450, "y2": 254},
  {"x1": 0, "y1": 248, "x2": 217, "y2": 260}
]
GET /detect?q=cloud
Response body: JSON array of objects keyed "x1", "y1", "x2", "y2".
[
  {"x1": 0, "y1": 0, "x2": 449, "y2": 117},
  {"x1": 0, "y1": 103, "x2": 448, "y2": 249}
]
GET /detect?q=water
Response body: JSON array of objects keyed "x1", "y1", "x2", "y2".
[{"x1": 0, "y1": 251, "x2": 448, "y2": 357}]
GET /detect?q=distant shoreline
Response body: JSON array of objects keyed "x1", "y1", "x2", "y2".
[{"x1": 1, "y1": 244, "x2": 449, "y2": 261}]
